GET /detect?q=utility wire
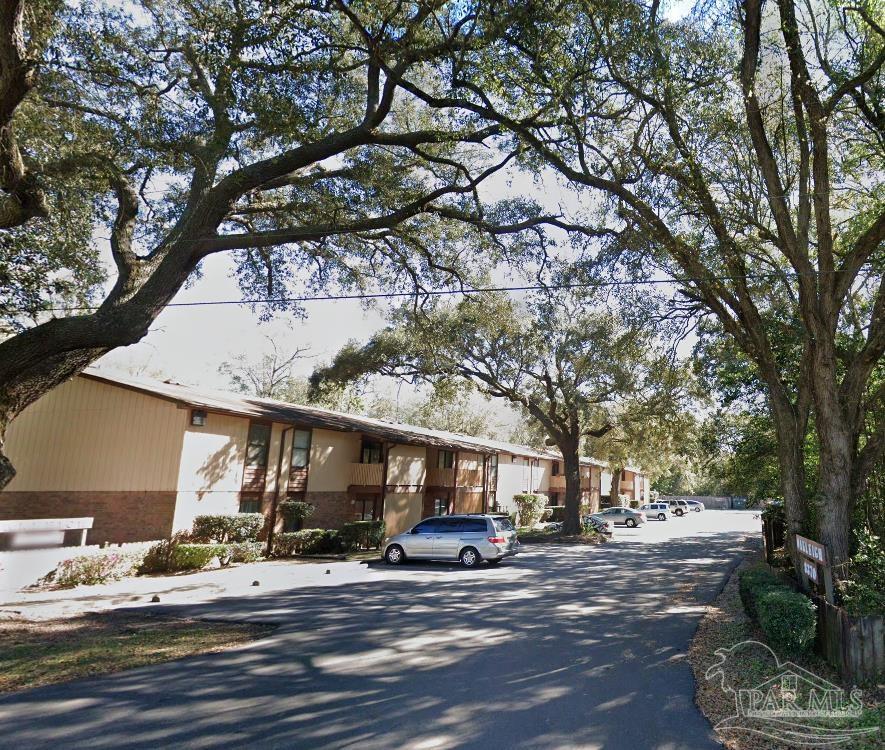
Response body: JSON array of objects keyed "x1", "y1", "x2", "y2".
[{"x1": 46, "y1": 271, "x2": 809, "y2": 312}]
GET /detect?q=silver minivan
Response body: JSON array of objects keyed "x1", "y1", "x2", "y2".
[
  {"x1": 383, "y1": 514, "x2": 519, "y2": 567},
  {"x1": 640, "y1": 502, "x2": 670, "y2": 520}
]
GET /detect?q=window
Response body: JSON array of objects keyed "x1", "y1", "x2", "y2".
[
  {"x1": 357, "y1": 496, "x2": 377, "y2": 521},
  {"x1": 291, "y1": 429, "x2": 312, "y2": 469},
  {"x1": 239, "y1": 494, "x2": 261, "y2": 514},
  {"x1": 433, "y1": 496, "x2": 449, "y2": 516},
  {"x1": 493, "y1": 516, "x2": 515, "y2": 532},
  {"x1": 461, "y1": 518, "x2": 488, "y2": 533},
  {"x1": 361, "y1": 440, "x2": 382, "y2": 464},
  {"x1": 437, "y1": 450, "x2": 455, "y2": 469},
  {"x1": 246, "y1": 423, "x2": 271, "y2": 467},
  {"x1": 552, "y1": 461, "x2": 560, "y2": 476},
  {"x1": 413, "y1": 518, "x2": 441, "y2": 534},
  {"x1": 438, "y1": 517, "x2": 463, "y2": 533},
  {"x1": 549, "y1": 492, "x2": 559, "y2": 506},
  {"x1": 190, "y1": 409, "x2": 207, "y2": 426}
]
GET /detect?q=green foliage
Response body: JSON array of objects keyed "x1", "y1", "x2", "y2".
[
  {"x1": 513, "y1": 494, "x2": 548, "y2": 527},
  {"x1": 171, "y1": 544, "x2": 231, "y2": 572},
  {"x1": 757, "y1": 589, "x2": 817, "y2": 653},
  {"x1": 838, "y1": 531, "x2": 885, "y2": 616},
  {"x1": 139, "y1": 532, "x2": 190, "y2": 574},
  {"x1": 739, "y1": 566, "x2": 784, "y2": 620},
  {"x1": 190, "y1": 514, "x2": 263, "y2": 544},
  {"x1": 548, "y1": 506, "x2": 566, "y2": 522},
  {"x1": 52, "y1": 550, "x2": 143, "y2": 588},
  {"x1": 277, "y1": 501, "x2": 314, "y2": 532},
  {"x1": 273, "y1": 529, "x2": 342, "y2": 557},
  {"x1": 339, "y1": 521, "x2": 386, "y2": 551},
  {"x1": 229, "y1": 541, "x2": 264, "y2": 564}
]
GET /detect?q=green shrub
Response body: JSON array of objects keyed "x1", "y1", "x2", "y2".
[
  {"x1": 273, "y1": 528, "x2": 342, "y2": 557},
  {"x1": 52, "y1": 550, "x2": 143, "y2": 588},
  {"x1": 738, "y1": 566, "x2": 783, "y2": 619},
  {"x1": 190, "y1": 514, "x2": 263, "y2": 543},
  {"x1": 757, "y1": 589, "x2": 817, "y2": 652},
  {"x1": 229, "y1": 541, "x2": 264, "y2": 563},
  {"x1": 629, "y1": 500, "x2": 639, "y2": 509},
  {"x1": 277, "y1": 500, "x2": 314, "y2": 531},
  {"x1": 140, "y1": 532, "x2": 189, "y2": 574},
  {"x1": 513, "y1": 494, "x2": 547, "y2": 526},
  {"x1": 838, "y1": 530, "x2": 885, "y2": 616},
  {"x1": 339, "y1": 520, "x2": 385, "y2": 550},
  {"x1": 548, "y1": 506, "x2": 566, "y2": 522},
  {"x1": 171, "y1": 544, "x2": 230, "y2": 571}
]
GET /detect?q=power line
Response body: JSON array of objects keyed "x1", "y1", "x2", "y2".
[{"x1": 45, "y1": 271, "x2": 804, "y2": 312}]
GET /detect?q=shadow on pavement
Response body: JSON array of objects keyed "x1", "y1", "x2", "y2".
[{"x1": 0, "y1": 530, "x2": 756, "y2": 750}]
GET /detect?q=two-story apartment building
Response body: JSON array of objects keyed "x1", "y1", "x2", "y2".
[{"x1": 0, "y1": 370, "x2": 649, "y2": 544}]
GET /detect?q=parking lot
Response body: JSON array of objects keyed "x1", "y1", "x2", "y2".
[{"x1": 0, "y1": 511, "x2": 759, "y2": 749}]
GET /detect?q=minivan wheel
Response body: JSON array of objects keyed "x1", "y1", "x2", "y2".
[
  {"x1": 658, "y1": 513, "x2": 666, "y2": 521},
  {"x1": 385, "y1": 545, "x2": 405, "y2": 565},
  {"x1": 459, "y1": 547, "x2": 480, "y2": 568},
  {"x1": 625, "y1": 518, "x2": 637, "y2": 528}
]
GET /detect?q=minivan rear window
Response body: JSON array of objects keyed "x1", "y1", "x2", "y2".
[
  {"x1": 461, "y1": 518, "x2": 488, "y2": 533},
  {"x1": 493, "y1": 517, "x2": 514, "y2": 532}
]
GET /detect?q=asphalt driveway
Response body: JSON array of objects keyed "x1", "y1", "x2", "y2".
[{"x1": 0, "y1": 512, "x2": 758, "y2": 749}]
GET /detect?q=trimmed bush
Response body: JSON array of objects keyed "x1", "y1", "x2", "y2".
[
  {"x1": 277, "y1": 500, "x2": 314, "y2": 532},
  {"x1": 513, "y1": 493, "x2": 548, "y2": 526},
  {"x1": 629, "y1": 500, "x2": 639, "y2": 509},
  {"x1": 171, "y1": 543, "x2": 230, "y2": 571},
  {"x1": 229, "y1": 541, "x2": 264, "y2": 563},
  {"x1": 757, "y1": 589, "x2": 817, "y2": 652},
  {"x1": 190, "y1": 514, "x2": 263, "y2": 543},
  {"x1": 273, "y1": 528, "x2": 342, "y2": 557},
  {"x1": 52, "y1": 550, "x2": 144, "y2": 588},
  {"x1": 548, "y1": 506, "x2": 566, "y2": 522},
  {"x1": 339, "y1": 520, "x2": 386, "y2": 551},
  {"x1": 140, "y1": 532, "x2": 188, "y2": 574},
  {"x1": 738, "y1": 566, "x2": 783, "y2": 619}
]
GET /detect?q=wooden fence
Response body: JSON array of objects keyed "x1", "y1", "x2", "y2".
[
  {"x1": 812, "y1": 592, "x2": 885, "y2": 685},
  {"x1": 761, "y1": 516, "x2": 784, "y2": 565}
]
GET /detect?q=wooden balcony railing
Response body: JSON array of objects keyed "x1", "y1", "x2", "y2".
[
  {"x1": 548, "y1": 475, "x2": 566, "y2": 490},
  {"x1": 457, "y1": 468, "x2": 484, "y2": 487},
  {"x1": 426, "y1": 466, "x2": 455, "y2": 487},
  {"x1": 349, "y1": 462, "x2": 383, "y2": 486}
]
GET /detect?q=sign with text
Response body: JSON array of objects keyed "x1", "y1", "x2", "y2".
[
  {"x1": 802, "y1": 559, "x2": 819, "y2": 583},
  {"x1": 796, "y1": 534, "x2": 827, "y2": 565}
]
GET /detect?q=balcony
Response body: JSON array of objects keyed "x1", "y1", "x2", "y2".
[
  {"x1": 548, "y1": 474, "x2": 566, "y2": 490},
  {"x1": 349, "y1": 462, "x2": 383, "y2": 486},
  {"x1": 426, "y1": 466, "x2": 455, "y2": 487},
  {"x1": 457, "y1": 468, "x2": 484, "y2": 487}
]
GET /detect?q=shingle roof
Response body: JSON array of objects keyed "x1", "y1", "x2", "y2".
[{"x1": 81, "y1": 368, "x2": 571, "y2": 461}]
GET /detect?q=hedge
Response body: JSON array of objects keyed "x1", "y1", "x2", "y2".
[
  {"x1": 738, "y1": 565, "x2": 817, "y2": 652},
  {"x1": 190, "y1": 513, "x2": 264, "y2": 543},
  {"x1": 273, "y1": 529, "x2": 341, "y2": 557},
  {"x1": 757, "y1": 589, "x2": 817, "y2": 652},
  {"x1": 738, "y1": 566, "x2": 783, "y2": 619},
  {"x1": 171, "y1": 543, "x2": 230, "y2": 571},
  {"x1": 229, "y1": 541, "x2": 264, "y2": 563},
  {"x1": 339, "y1": 520, "x2": 385, "y2": 550},
  {"x1": 52, "y1": 549, "x2": 144, "y2": 587}
]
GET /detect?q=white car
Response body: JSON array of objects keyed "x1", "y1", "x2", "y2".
[
  {"x1": 667, "y1": 499, "x2": 691, "y2": 516},
  {"x1": 640, "y1": 502, "x2": 670, "y2": 520},
  {"x1": 685, "y1": 500, "x2": 705, "y2": 512}
]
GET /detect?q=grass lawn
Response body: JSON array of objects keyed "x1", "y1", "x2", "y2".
[{"x1": 0, "y1": 612, "x2": 273, "y2": 694}]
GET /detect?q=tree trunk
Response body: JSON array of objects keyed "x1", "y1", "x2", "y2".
[
  {"x1": 561, "y1": 441, "x2": 582, "y2": 535},
  {"x1": 609, "y1": 468, "x2": 622, "y2": 506}
]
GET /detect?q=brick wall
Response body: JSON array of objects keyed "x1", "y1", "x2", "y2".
[
  {"x1": 304, "y1": 491, "x2": 362, "y2": 529},
  {"x1": 0, "y1": 491, "x2": 177, "y2": 544}
]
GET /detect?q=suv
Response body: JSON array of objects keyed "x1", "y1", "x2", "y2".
[
  {"x1": 384, "y1": 514, "x2": 520, "y2": 568},
  {"x1": 640, "y1": 502, "x2": 670, "y2": 520},
  {"x1": 667, "y1": 499, "x2": 691, "y2": 516}
]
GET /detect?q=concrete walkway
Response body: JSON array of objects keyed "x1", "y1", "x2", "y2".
[{"x1": 0, "y1": 512, "x2": 758, "y2": 749}]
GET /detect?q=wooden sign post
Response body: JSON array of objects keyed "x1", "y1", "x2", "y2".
[{"x1": 795, "y1": 533, "x2": 835, "y2": 604}]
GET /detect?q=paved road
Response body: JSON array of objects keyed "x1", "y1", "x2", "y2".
[{"x1": 0, "y1": 512, "x2": 758, "y2": 749}]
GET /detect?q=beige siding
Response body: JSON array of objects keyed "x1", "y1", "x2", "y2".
[
  {"x1": 384, "y1": 492, "x2": 423, "y2": 536},
  {"x1": 307, "y1": 429, "x2": 361, "y2": 492},
  {"x1": 172, "y1": 412, "x2": 250, "y2": 531},
  {"x1": 4, "y1": 377, "x2": 186, "y2": 492},
  {"x1": 495, "y1": 458, "x2": 527, "y2": 513},
  {"x1": 387, "y1": 444, "x2": 426, "y2": 486},
  {"x1": 535, "y1": 458, "x2": 551, "y2": 493}
]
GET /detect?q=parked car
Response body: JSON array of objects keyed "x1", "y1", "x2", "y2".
[
  {"x1": 592, "y1": 506, "x2": 646, "y2": 528},
  {"x1": 640, "y1": 502, "x2": 670, "y2": 521},
  {"x1": 686, "y1": 500, "x2": 705, "y2": 512},
  {"x1": 383, "y1": 514, "x2": 520, "y2": 568},
  {"x1": 667, "y1": 499, "x2": 691, "y2": 516}
]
